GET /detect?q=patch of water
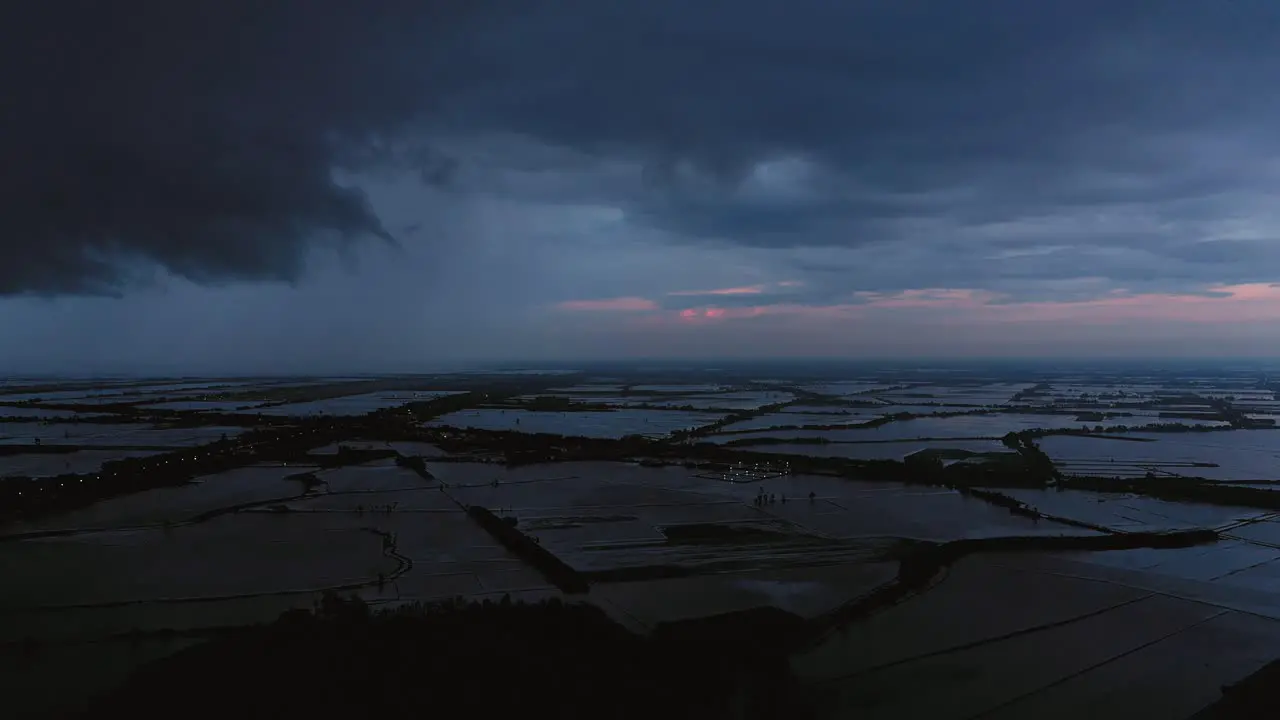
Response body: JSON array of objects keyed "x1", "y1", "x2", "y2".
[
  {"x1": 137, "y1": 400, "x2": 269, "y2": 412},
  {"x1": 427, "y1": 408, "x2": 724, "y2": 438},
  {"x1": 1039, "y1": 431, "x2": 1280, "y2": 481},
  {"x1": 729, "y1": 439, "x2": 1011, "y2": 461},
  {"x1": 255, "y1": 391, "x2": 464, "y2": 417},
  {"x1": 719, "y1": 413, "x2": 876, "y2": 433},
  {"x1": 0, "y1": 512, "x2": 396, "y2": 610},
  {"x1": 0, "y1": 449, "x2": 165, "y2": 478},
  {"x1": 2, "y1": 465, "x2": 321, "y2": 534}
]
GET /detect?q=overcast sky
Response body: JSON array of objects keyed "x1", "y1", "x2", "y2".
[{"x1": 5, "y1": 1, "x2": 1280, "y2": 373}]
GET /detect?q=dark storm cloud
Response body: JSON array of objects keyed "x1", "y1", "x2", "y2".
[
  {"x1": 427, "y1": 0, "x2": 1280, "y2": 274},
  {"x1": 0, "y1": 0, "x2": 483, "y2": 294},
  {"x1": 11, "y1": 0, "x2": 1280, "y2": 297}
]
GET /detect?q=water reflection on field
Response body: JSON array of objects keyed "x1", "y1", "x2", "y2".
[
  {"x1": 725, "y1": 439, "x2": 1011, "y2": 461},
  {"x1": 1038, "y1": 430, "x2": 1280, "y2": 480},
  {"x1": 429, "y1": 409, "x2": 724, "y2": 437},
  {"x1": 0, "y1": 513, "x2": 396, "y2": 611},
  {"x1": 3, "y1": 369, "x2": 1280, "y2": 718},
  {"x1": 796, "y1": 554, "x2": 1280, "y2": 720},
  {"x1": 4, "y1": 465, "x2": 321, "y2": 534}
]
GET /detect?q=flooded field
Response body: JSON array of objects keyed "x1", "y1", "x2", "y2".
[
  {"x1": 3, "y1": 465, "x2": 321, "y2": 535},
  {"x1": 255, "y1": 390, "x2": 462, "y2": 416},
  {"x1": 0, "y1": 449, "x2": 165, "y2": 478},
  {"x1": 0, "y1": 457, "x2": 538, "y2": 717},
  {"x1": 424, "y1": 461, "x2": 1095, "y2": 579},
  {"x1": 0, "y1": 381, "x2": 273, "y2": 405},
  {"x1": 137, "y1": 400, "x2": 269, "y2": 412},
  {"x1": 630, "y1": 384, "x2": 727, "y2": 393},
  {"x1": 545, "y1": 384, "x2": 628, "y2": 393},
  {"x1": 732, "y1": 439, "x2": 1013, "y2": 461},
  {"x1": 794, "y1": 553, "x2": 1280, "y2": 720},
  {"x1": 798, "y1": 382, "x2": 898, "y2": 396},
  {"x1": 592, "y1": 562, "x2": 899, "y2": 628},
  {"x1": 706, "y1": 414, "x2": 1104, "y2": 444},
  {"x1": 877, "y1": 403, "x2": 1000, "y2": 414},
  {"x1": 874, "y1": 385, "x2": 1027, "y2": 405},
  {"x1": 780, "y1": 404, "x2": 887, "y2": 414},
  {"x1": 428, "y1": 408, "x2": 724, "y2": 437},
  {"x1": 718, "y1": 412, "x2": 876, "y2": 432},
  {"x1": 524, "y1": 389, "x2": 792, "y2": 410},
  {"x1": 0, "y1": 514, "x2": 396, "y2": 611},
  {"x1": 1038, "y1": 431, "x2": 1280, "y2": 480},
  {"x1": 0, "y1": 423, "x2": 244, "y2": 448},
  {"x1": 8, "y1": 366, "x2": 1280, "y2": 717},
  {"x1": 998, "y1": 487, "x2": 1268, "y2": 533},
  {"x1": 0, "y1": 406, "x2": 92, "y2": 419},
  {"x1": 640, "y1": 394, "x2": 787, "y2": 410}
]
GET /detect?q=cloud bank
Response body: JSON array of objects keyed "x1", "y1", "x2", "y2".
[
  {"x1": 0, "y1": 1, "x2": 482, "y2": 294},
  {"x1": 7, "y1": 1, "x2": 1280, "y2": 367}
]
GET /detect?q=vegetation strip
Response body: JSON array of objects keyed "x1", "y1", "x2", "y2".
[{"x1": 465, "y1": 505, "x2": 590, "y2": 594}]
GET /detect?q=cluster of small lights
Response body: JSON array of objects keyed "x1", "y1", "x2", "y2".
[{"x1": 712, "y1": 460, "x2": 791, "y2": 483}]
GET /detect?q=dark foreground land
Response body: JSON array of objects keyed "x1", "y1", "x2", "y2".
[
  {"x1": 78, "y1": 594, "x2": 807, "y2": 720},
  {"x1": 71, "y1": 527, "x2": 1248, "y2": 720}
]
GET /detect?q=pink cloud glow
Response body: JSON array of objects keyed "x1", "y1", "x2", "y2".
[
  {"x1": 988, "y1": 283, "x2": 1280, "y2": 324},
  {"x1": 555, "y1": 296, "x2": 658, "y2": 312},
  {"x1": 856, "y1": 288, "x2": 1003, "y2": 309},
  {"x1": 777, "y1": 284, "x2": 1280, "y2": 324},
  {"x1": 666, "y1": 280, "x2": 806, "y2": 297},
  {"x1": 561, "y1": 284, "x2": 1280, "y2": 331},
  {"x1": 673, "y1": 305, "x2": 807, "y2": 322},
  {"x1": 667, "y1": 284, "x2": 766, "y2": 296}
]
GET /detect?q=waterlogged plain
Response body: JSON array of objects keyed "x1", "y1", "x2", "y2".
[
  {"x1": 718, "y1": 412, "x2": 878, "y2": 433},
  {"x1": 0, "y1": 449, "x2": 165, "y2": 479},
  {"x1": 795, "y1": 555, "x2": 1280, "y2": 720},
  {"x1": 544, "y1": 384, "x2": 628, "y2": 393},
  {"x1": 988, "y1": 493, "x2": 1280, "y2": 598},
  {"x1": 0, "y1": 423, "x2": 244, "y2": 447},
  {"x1": 138, "y1": 400, "x2": 269, "y2": 412},
  {"x1": 873, "y1": 383, "x2": 1030, "y2": 403},
  {"x1": 524, "y1": 390, "x2": 793, "y2": 410},
  {"x1": 0, "y1": 423, "x2": 154, "y2": 445},
  {"x1": 3, "y1": 465, "x2": 322, "y2": 534},
  {"x1": 875, "y1": 403, "x2": 1001, "y2": 415},
  {"x1": 998, "y1": 487, "x2": 1268, "y2": 532},
  {"x1": 706, "y1": 414, "x2": 1103, "y2": 444},
  {"x1": 254, "y1": 390, "x2": 463, "y2": 416},
  {"x1": 0, "y1": 381, "x2": 270, "y2": 406},
  {"x1": 280, "y1": 484, "x2": 553, "y2": 601},
  {"x1": 733, "y1": 439, "x2": 1012, "y2": 461},
  {"x1": 422, "y1": 461, "x2": 1096, "y2": 578},
  {"x1": 11, "y1": 369, "x2": 1280, "y2": 718},
  {"x1": 798, "y1": 382, "x2": 898, "y2": 396},
  {"x1": 592, "y1": 562, "x2": 899, "y2": 628},
  {"x1": 0, "y1": 463, "x2": 541, "y2": 655},
  {"x1": 384, "y1": 440, "x2": 448, "y2": 457},
  {"x1": 0, "y1": 406, "x2": 92, "y2": 419},
  {"x1": 642, "y1": 391, "x2": 793, "y2": 409},
  {"x1": 780, "y1": 404, "x2": 888, "y2": 414},
  {"x1": 0, "y1": 513, "x2": 397, "y2": 610},
  {"x1": 629, "y1": 384, "x2": 726, "y2": 393},
  {"x1": 428, "y1": 408, "x2": 724, "y2": 438},
  {"x1": 1038, "y1": 430, "x2": 1280, "y2": 480},
  {"x1": 314, "y1": 462, "x2": 426, "y2": 493}
]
